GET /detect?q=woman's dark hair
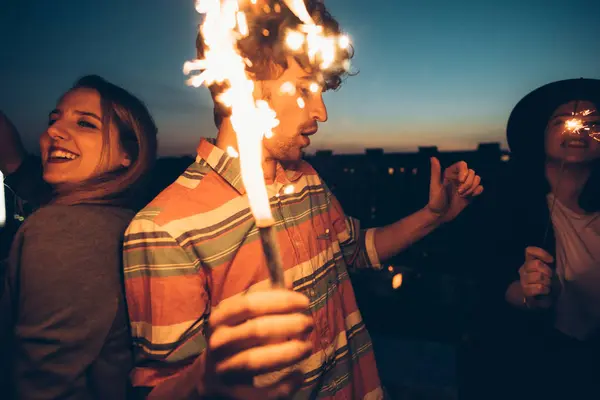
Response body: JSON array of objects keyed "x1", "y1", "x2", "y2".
[{"x1": 52, "y1": 75, "x2": 158, "y2": 209}]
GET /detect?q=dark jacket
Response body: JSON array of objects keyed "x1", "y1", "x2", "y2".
[{"x1": 2, "y1": 204, "x2": 134, "y2": 399}]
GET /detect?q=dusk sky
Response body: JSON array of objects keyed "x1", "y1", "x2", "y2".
[{"x1": 1, "y1": 0, "x2": 599, "y2": 156}]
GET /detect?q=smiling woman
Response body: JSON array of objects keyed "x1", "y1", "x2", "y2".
[
  {"x1": 42, "y1": 89, "x2": 131, "y2": 184},
  {"x1": 1, "y1": 75, "x2": 158, "y2": 399},
  {"x1": 42, "y1": 75, "x2": 157, "y2": 208}
]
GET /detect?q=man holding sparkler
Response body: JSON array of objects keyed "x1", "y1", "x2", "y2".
[{"x1": 122, "y1": 1, "x2": 483, "y2": 398}]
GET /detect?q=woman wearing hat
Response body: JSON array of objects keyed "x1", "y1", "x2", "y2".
[{"x1": 488, "y1": 78, "x2": 600, "y2": 399}]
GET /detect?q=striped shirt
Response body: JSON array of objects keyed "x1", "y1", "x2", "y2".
[{"x1": 123, "y1": 139, "x2": 384, "y2": 399}]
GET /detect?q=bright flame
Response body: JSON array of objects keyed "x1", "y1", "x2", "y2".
[
  {"x1": 282, "y1": 0, "x2": 314, "y2": 24},
  {"x1": 318, "y1": 36, "x2": 335, "y2": 69},
  {"x1": 282, "y1": 0, "x2": 347, "y2": 71},
  {"x1": 563, "y1": 109, "x2": 600, "y2": 142},
  {"x1": 187, "y1": 0, "x2": 280, "y2": 226},
  {"x1": 280, "y1": 81, "x2": 296, "y2": 95},
  {"x1": 392, "y1": 273, "x2": 403, "y2": 289},
  {"x1": 309, "y1": 82, "x2": 320, "y2": 93},
  {"x1": 0, "y1": 171, "x2": 6, "y2": 228},
  {"x1": 565, "y1": 118, "x2": 584, "y2": 133},
  {"x1": 285, "y1": 30, "x2": 305, "y2": 51},
  {"x1": 226, "y1": 146, "x2": 239, "y2": 158},
  {"x1": 236, "y1": 11, "x2": 248, "y2": 35},
  {"x1": 339, "y1": 35, "x2": 350, "y2": 49},
  {"x1": 297, "y1": 97, "x2": 305, "y2": 109}
]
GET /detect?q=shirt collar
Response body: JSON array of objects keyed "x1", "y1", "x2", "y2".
[{"x1": 195, "y1": 138, "x2": 304, "y2": 195}]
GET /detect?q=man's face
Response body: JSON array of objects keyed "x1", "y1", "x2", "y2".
[
  {"x1": 259, "y1": 57, "x2": 328, "y2": 162},
  {"x1": 545, "y1": 100, "x2": 600, "y2": 164}
]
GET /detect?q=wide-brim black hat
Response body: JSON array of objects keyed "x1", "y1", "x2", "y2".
[{"x1": 507, "y1": 78, "x2": 600, "y2": 158}]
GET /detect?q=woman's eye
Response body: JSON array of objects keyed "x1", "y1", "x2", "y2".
[
  {"x1": 78, "y1": 120, "x2": 98, "y2": 129},
  {"x1": 48, "y1": 118, "x2": 57, "y2": 126}
]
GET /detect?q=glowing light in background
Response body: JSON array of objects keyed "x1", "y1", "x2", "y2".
[
  {"x1": 0, "y1": 171, "x2": 6, "y2": 228},
  {"x1": 392, "y1": 273, "x2": 403, "y2": 289}
]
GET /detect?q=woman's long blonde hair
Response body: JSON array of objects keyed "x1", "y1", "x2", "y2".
[{"x1": 52, "y1": 75, "x2": 158, "y2": 209}]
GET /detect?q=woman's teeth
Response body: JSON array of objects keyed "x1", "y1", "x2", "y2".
[{"x1": 49, "y1": 150, "x2": 79, "y2": 160}]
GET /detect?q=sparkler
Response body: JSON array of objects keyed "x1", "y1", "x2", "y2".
[
  {"x1": 186, "y1": 0, "x2": 351, "y2": 287},
  {"x1": 0, "y1": 171, "x2": 6, "y2": 228},
  {"x1": 563, "y1": 109, "x2": 600, "y2": 142}
]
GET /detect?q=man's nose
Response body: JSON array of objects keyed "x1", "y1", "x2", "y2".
[{"x1": 310, "y1": 95, "x2": 328, "y2": 122}]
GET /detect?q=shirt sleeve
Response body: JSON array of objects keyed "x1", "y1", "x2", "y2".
[
  {"x1": 325, "y1": 184, "x2": 382, "y2": 271},
  {"x1": 123, "y1": 216, "x2": 210, "y2": 389}
]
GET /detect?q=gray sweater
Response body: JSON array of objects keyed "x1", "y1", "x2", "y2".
[{"x1": 2, "y1": 204, "x2": 134, "y2": 399}]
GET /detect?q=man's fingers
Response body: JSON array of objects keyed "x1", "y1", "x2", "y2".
[
  {"x1": 444, "y1": 161, "x2": 468, "y2": 182},
  {"x1": 523, "y1": 283, "x2": 550, "y2": 297},
  {"x1": 523, "y1": 262, "x2": 553, "y2": 277},
  {"x1": 525, "y1": 246, "x2": 554, "y2": 263},
  {"x1": 461, "y1": 175, "x2": 482, "y2": 196},
  {"x1": 523, "y1": 271, "x2": 551, "y2": 286},
  {"x1": 209, "y1": 290, "x2": 310, "y2": 328},
  {"x1": 215, "y1": 340, "x2": 312, "y2": 377},
  {"x1": 521, "y1": 260, "x2": 553, "y2": 279},
  {"x1": 210, "y1": 313, "x2": 314, "y2": 357},
  {"x1": 429, "y1": 157, "x2": 442, "y2": 190},
  {"x1": 458, "y1": 169, "x2": 476, "y2": 193}
]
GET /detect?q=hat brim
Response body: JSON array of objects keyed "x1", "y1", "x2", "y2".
[{"x1": 507, "y1": 78, "x2": 600, "y2": 157}]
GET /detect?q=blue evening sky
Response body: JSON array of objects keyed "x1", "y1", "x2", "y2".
[{"x1": 1, "y1": 0, "x2": 598, "y2": 155}]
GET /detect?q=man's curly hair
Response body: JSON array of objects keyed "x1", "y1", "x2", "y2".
[{"x1": 196, "y1": 0, "x2": 354, "y2": 127}]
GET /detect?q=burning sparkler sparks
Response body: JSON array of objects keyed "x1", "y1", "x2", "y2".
[
  {"x1": 563, "y1": 109, "x2": 600, "y2": 142},
  {"x1": 186, "y1": 0, "x2": 352, "y2": 287}
]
